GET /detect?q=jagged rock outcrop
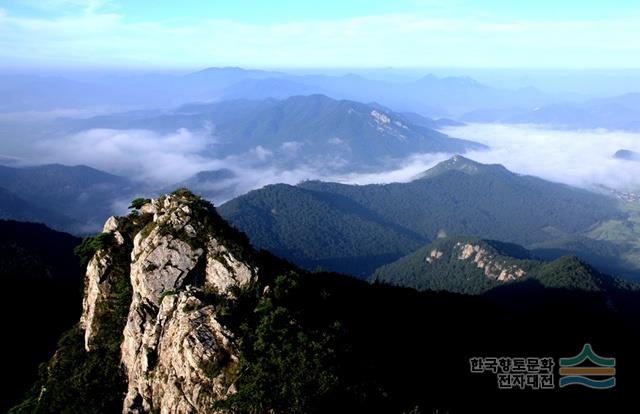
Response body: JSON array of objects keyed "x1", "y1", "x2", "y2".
[
  {"x1": 454, "y1": 242, "x2": 526, "y2": 282},
  {"x1": 81, "y1": 216, "x2": 125, "y2": 351},
  {"x1": 81, "y1": 250, "x2": 113, "y2": 351},
  {"x1": 422, "y1": 243, "x2": 526, "y2": 281},
  {"x1": 425, "y1": 249, "x2": 443, "y2": 264},
  {"x1": 206, "y1": 238, "x2": 254, "y2": 293},
  {"x1": 80, "y1": 192, "x2": 257, "y2": 413}
]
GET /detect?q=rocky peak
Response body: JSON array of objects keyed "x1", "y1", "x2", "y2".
[
  {"x1": 79, "y1": 190, "x2": 258, "y2": 413},
  {"x1": 415, "y1": 155, "x2": 510, "y2": 180}
]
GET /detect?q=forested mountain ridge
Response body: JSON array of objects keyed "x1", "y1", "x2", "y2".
[
  {"x1": 0, "y1": 187, "x2": 79, "y2": 231},
  {"x1": 0, "y1": 164, "x2": 138, "y2": 233},
  {"x1": 218, "y1": 181, "x2": 427, "y2": 277},
  {"x1": 371, "y1": 236, "x2": 639, "y2": 297},
  {"x1": 219, "y1": 156, "x2": 626, "y2": 277},
  {"x1": 12, "y1": 190, "x2": 640, "y2": 413},
  {"x1": 68, "y1": 94, "x2": 486, "y2": 170}
]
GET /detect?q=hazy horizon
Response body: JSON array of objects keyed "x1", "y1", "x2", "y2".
[{"x1": 2, "y1": 1, "x2": 640, "y2": 215}]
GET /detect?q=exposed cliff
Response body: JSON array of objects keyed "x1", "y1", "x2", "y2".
[
  {"x1": 118, "y1": 193, "x2": 256, "y2": 413},
  {"x1": 91, "y1": 191, "x2": 265, "y2": 413},
  {"x1": 18, "y1": 190, "x2": 268, "y2": 414}
]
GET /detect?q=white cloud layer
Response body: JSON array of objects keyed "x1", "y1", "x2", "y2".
[
  {"x1": 35, "y1": 128, "x2": 222, "y2": 183},
  {"x1": 334, "y1": 124, "x2": 640, "y2": 192},
  {"x1": 303, "y1": 124, "x2": 640, "y2": 195},
  {"x1": 29, "y1": 124, "x2": 640, "y2": 205},
  {"x1": 444, "y1": 124, "x2": 640, "y2": 191}
]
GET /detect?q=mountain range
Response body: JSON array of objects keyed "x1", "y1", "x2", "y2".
[
  {"x1": 217, "y1": 73, "x2": 551, "y2": 118},
  {"x1": 218, "y1": 156, "x2": 635, "y2": 278},
  {"x1": 3, "y1": 67, "x2": 639, "y2": 135},
  {"x1": 0, "y1": 67, "x2": 552, "y2": 118},
  {"x1": 3, "y1": 155, "x2": 638, "y2": 282},
  {"x1": 372, "y1": 236, "x2": 639, "y2": 297},
  {"x1": 462, "y1": 92, "x2": 640, "y2": 131},
  {"x1": 0, "y1": 186, "x2": 76, "y2": 230},
  {"x1": 62, "y1": 94, "x2": 486, "y2": 170},
  {"x1": 8, "y1": 190, "x2": 640, "y2": 412},
  {"x1": 0, "y1": 164, "x2": 139, "y2": 233}
]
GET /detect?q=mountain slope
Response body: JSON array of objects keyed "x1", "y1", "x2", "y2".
[
  {"x1": 297, "y1": 156, "x2": 620, "y2": 243},
  {"x1": 217, "y1": 183, "x2": 426, "y2": 276},
  {"x1": 70, "y1": 95, "x2": 486, "y2": 169},
  {"x1": 219, "y1": 77, "x2": 324, "y2": 100},
  {"x1": 163, "y1": 169, "x2": 238, "y2": 202},
  {"x1": 371, "y1": 237, "x2": 537, "y2": 294},
  {"x1": 462, "y1": 92, "x2": 640, "y2": 131},
  {"x1": 0, "y1": 186, "x2": 78, "y2": 231},
  {"x1": 15, "y1": 190, "x2": 640, "y2": 413},
  {"x1": 1, "y1": 68, "x2": 552, "y2": 119},
  {"x1": 371, "y1": 236, "x2": 638, "y2": 296},
  {"x1": 219, "y1": 156, "x2": 621, "y2": 276},
  {"x1": 0, "y1": 164, "x2": 137, "y2": 233},
  {"x1": 0, "y1": 68, "x2": 283, "y2": 112},
  {"x1": 0, "y1": 221, "x2": 82, "y2": 411},
  {"x1": 291, "y1": 72, "x2": 550, "y2": 118}
]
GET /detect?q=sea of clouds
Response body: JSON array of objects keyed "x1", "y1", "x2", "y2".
[
  {"x1": 17, "y1": 123, "x2": 640, "y2": 207},
  {"x1": 335, "y1": 124, "x2": 640, "y2": 192}
]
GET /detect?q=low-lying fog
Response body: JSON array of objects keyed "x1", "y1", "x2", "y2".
[
  {"x1": 444, "y1": 124, "x2": 640, "y2": 191},
  {"x1": 338, "y1": 123, "x2": 640, "y2": 191},
  {"x1": 6, "y1": 122, "x2": 640, "y2": 206}
]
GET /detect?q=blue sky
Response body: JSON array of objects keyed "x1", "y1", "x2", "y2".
[{"x1": 1, "y1": 0, "x2": 640, "y2": 69}]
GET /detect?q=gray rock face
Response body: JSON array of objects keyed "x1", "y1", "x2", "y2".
[
  {"x1": 80, "y1": 194, "x2": 256, "y2": 413},
  {"x1": 104, "y1": 216, "x2": 126, "y2": 245},
  {"x1": 80, "y1": 251, "x2": 113, "y2": 351},
  {"x1": 149, "y1": 290, "x2": 239, "y2": 413},
  {"x1": 206, "y1": 238, "x2": 255, "y2": 294},
  {"x1": 80, "y1": 215, "x2": 126, "y2": 351},
  {"x1": 455, "y1": 242, "x2": 526, "y2": 282}
]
